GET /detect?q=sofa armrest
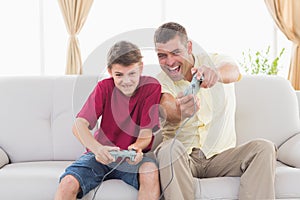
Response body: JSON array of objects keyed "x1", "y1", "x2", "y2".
[
  {"x1": 296, "y1": 91, "x2": 300, "y2": 117},
  {"x1": 0, "y1": 147, "x2": 9, "y2": 168},
  {"x1": 278, "y1": 133, "x2": 300, "y2": 168}
]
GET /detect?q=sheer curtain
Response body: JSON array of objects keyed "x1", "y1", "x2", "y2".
[
  {"x1": 58, "y1": 0, "x2": 93, "y2": 75},
  {"x1": 265, "y1": 0, "x2": 300, "y2": 89}
]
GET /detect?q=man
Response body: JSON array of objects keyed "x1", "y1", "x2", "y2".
[{"x1": 154, "y1": 22, "x2": 276, "y2": 200}]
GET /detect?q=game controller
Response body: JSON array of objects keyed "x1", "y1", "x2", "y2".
[
  {"x1": 183, "y1": 73, "x2": 204, "y2": 96},
  {"x1": 109, "y1": 150, "x2": 137, "y2": 162}
]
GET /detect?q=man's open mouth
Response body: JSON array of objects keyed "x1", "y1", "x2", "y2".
[{"x1": 167, "y1": 66, "x2": 181, "y2": 74}]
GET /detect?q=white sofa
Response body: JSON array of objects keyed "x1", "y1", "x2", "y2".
[{"x1": 0, "y1": 75, "x2": 300, "y2": 200}]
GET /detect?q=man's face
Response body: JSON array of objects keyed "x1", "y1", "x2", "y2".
[
  {"x1": 108, "y1": 62, "x2": 143, "y2": 97},
  {"x1": 155, "y1": 35, "x2": 193, "y2": 81}
]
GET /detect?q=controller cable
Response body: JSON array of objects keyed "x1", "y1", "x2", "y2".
[
  {"x1": 159, "y1": 84, "x2": 199, "y2": 200},
  {"x1": 92, "y1": 79, "x2": 200, "y2": 200},
  {"x1": 91, "y1": 156, "x2": 126, "y2": 200}
]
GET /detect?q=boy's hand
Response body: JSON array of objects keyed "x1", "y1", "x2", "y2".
[
  {"x1": 94, "y1": 145, "x2": 120, "y2": 165},
  {"x1": 127, "y1": 145, "x2": 143, "y2": 165}
]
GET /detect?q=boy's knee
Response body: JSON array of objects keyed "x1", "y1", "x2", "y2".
[
  {"x1": 139, "y1": 162, "x2": 159, "y2": 184},
  {"x1": 60, "y1": 175, "x2": 80, "y2": 193},
  {"x1": 139, "y1": 162, "x2": 158, "y2": 174}
]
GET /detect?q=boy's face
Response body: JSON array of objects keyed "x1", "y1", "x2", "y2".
[
  {"x1": 155, "y1": 35, "x2": 193, "y2": 82},
  {"x1": 108, "y1": 62, "x2": 143, "y2": 97}
]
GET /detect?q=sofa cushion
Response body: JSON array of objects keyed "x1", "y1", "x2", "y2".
[
  {"x1": 84, "y1": 179, "x2": 138, "y2": 200},
  {"x1": 51, "y1": 76, "x2": 99, "y2": 160},
  {"x1": 193, "y1": 162, "x2": 300, "y2": 200},
  {"x1": 275, "y1": 161, "x2": 300, "y2": 199},
  {"x1": 0, "y1": 148, "x2": 9, "y2": 168},
  {"x1": 278, "y1": 133, "x2": 300, "y2": 168},
  {"x1": 0, "y1": 77, "x2": 54, "y2": 162},
  {"x1": 0, "y1": 161, "x2": 72, "y2": 200},
  {"x1": 0, "y1": 161, "x2": 139, "y2": 200},
  {"x1": 235, "y1": 75, "x2": 300, "y2": 147},
  {"x1": 0, "y1": 76, "x2": 99, "y2": 163},
  {"x1": 194, "y1": 177, "x2": 239, "y2": 200}
]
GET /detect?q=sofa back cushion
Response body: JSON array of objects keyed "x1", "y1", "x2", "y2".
[
  {"x1": 0, "y1": 76, "x2": 99, "y2": 163},
  {"x1": 235, "y1": 75, "x2": 300, "y2": 147},
  {"x1": 1, "y1": 75, "x2": 299, "y2": 162}
]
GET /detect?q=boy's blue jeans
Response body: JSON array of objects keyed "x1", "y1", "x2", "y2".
[{"x1": 59, "y1": 151, "x2": 156, "y2": 198}]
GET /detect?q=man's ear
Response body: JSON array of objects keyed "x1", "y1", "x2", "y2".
[{"x1": 187, "y1": 40, "x2": 193, "y2": 54}]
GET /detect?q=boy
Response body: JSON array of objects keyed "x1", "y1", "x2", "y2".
[{"x1": 55, "y1": 41, "x2": 161, "y2": 200}]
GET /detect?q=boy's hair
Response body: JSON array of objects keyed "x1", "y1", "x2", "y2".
[
  {"x1": 107, "y1": 41, "x2": 142, "y2": 69},
  {"x1": 154, "y1": 22, "x2": 188, "y2": 47}
]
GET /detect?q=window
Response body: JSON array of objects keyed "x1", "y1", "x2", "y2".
[
  {"x1": 0, "y1": 0, "x2": 40, "y2": 75},
  {"x1": 165, "y1": 0, "x2": 291, "y2": 77},
  {"x1": 0, "y1": 0, "x2": 292, "y2": 77}
]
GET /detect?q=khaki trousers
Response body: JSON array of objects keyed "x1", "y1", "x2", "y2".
[{"x1": 154, "y1": 139, "x2": 276, "y2": 200}]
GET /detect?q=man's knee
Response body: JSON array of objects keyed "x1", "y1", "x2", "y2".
[
  {"x1": 155, "y1": 139, "x2": 186, "y2": 160},
  {"x1": 154, "y1": 139, "x2": 188, "y2": 171},
  {"x1": 250, "y1": 139, "x2": 277, "y2": 158}
]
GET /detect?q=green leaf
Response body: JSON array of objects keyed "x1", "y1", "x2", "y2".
[{"x1": 239, "y1": 46, "x2": 285, "y2": 75}]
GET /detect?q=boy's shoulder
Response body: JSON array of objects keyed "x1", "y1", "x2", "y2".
[
  {"x1": 137, "y1": 76, "x2": 161, "y2": 95},
  {"x1": 97, "y1": 77, "x2": 113, "y2": 86},
  {"x1": 97, "y1": 76, "x2": 159, "y2": 85}
]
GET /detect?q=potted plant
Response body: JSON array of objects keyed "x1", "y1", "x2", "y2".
[{"x1": 239, "y1": 46, "x2": 285, "y2": 75}]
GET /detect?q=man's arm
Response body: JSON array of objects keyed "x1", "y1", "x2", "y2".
[
  {"x1": 194, "y1": 62, "x2": 240, "y2": 88},
  {"x1": 159, "y1": 92, "x2": 200, "y2": 123},
  {"x1": 216, "y1": 62, "x2": 240, "y2": 84},
  {"x1": 72, "y1": 117, "x2": 119, "y2": 164}
]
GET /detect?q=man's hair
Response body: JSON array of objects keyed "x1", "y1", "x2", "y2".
[
  {"x1": 107, "y1": 41, "x2": 142, "y2": 69},
  {"x1": 154, "y1": 22, "x2": 188, "y2": 46}
]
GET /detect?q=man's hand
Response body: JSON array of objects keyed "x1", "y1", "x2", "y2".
[
  {"x1": 94, "y1": 145, "x2": 120, "y2": 165},
  {"x1": 176, "y1": 92, "x2": 200, "y2": 119},
  {"x1": 127, "y1": 144, "x2": 143, "y2": 165},
  {"x1": 191, "y1": 65, "x2": 220, "y2": 88}
]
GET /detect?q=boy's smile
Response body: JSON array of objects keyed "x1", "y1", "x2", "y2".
[{"x1": 109, "y1": 63, "x2": 143, "y2": 97}]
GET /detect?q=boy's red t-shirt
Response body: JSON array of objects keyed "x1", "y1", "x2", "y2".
[{"x1": 77, "y1": 76, "x2": 161, "y2": 152}]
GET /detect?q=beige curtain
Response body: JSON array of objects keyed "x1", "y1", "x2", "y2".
[
  {"x1": 58, "y1": 0, "x2": 93, "y2": 75},
  {"x1": 264, "y1": 0, "x2": 300, "y2": 90}
]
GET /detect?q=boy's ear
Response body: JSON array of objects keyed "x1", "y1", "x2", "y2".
[
  {"x1": 139, "y1": 62, "x2": 144, "y2": 73},
  {"x1": 107, "y1": 67, "x2": 112, "y2": 76}
]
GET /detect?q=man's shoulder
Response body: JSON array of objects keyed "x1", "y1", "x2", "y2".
[
  {"x1": 155, "y1": 72, "x2": 181, "y2": 97},
  {"x1": 156, "y1": 72, "x2": 173, "y2": 85},
  {"x1": 194, "y1": 53, "x2": 236, "y2": 67}
]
